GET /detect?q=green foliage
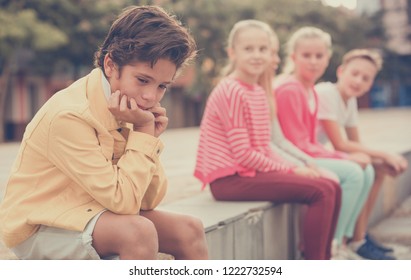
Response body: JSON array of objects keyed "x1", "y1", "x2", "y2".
[
  {"x1": 159, "y1": 0, "x2": 379, "y2": 95},
  {"x1": 0, "y1": 0, "x2": 383, "y2": 92},
  {"x1": 0, "y1": 8, "x2": 67, "y2": 55},
  {"x1": 166, "y1": 0, "x2": 250, "y2": 97},
  {"x1": 0, "y1": 0, "x2": 128, "y2": 76},
  {"x1": 23, "y1": 0, "x2": 127, "y2": 76}
]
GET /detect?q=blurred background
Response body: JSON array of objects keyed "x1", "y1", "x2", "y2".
[{"x1": 0, "y1": 0, "x2": 410, "y2": 142}]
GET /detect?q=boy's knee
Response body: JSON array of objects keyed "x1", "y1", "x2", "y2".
[
  {"x1": 175, "y1": 215, "x2": 207, "y2": 250},
  {"x1": 179, "y1": 216, "x2": 205, "y2": 239},
  {"x1": 122, "y1": 216, "x2": 159, "y2": 255},
  {"x1": 127, "y1": 216, "x2": 157, "y2": 240}
]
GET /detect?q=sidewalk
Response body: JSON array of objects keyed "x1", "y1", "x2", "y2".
[{"x1": 1, "y1": 108, "x2": 411, "y2": 259}]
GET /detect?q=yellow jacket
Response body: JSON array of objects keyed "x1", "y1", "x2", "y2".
[{"x1": 0, "y1": 69, "x2": 167, "y2": 248}]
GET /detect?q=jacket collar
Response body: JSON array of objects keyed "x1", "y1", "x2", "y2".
[{"x1": 86, "y1": 68, "x2": 121, "y2": 131}]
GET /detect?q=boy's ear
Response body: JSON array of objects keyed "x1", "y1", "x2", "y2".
[{"x1": 104, "y1": 54, "x2": 116, "y2": 77}]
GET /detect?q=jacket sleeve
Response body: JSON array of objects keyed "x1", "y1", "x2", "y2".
[
  {"x1": 47, "y1": 112, "x2": 165, "y2": 215},
  {"x1": 140, "y1": 161, "x2": 167, "y2": 210},
  {"x1": 276, "y1": 86, "x2": 347, "y2": 159}
]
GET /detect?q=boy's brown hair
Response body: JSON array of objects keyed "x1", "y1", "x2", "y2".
[
  {"x1": 94, "y1": 5, "x2": 197, "y2": 74},
  {"x1": 341, "y1": 49, "x2": 383, "y2": 71}
]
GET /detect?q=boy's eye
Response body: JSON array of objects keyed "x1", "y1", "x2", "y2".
[
  {"x1": 137, "y1": 78, "x2": 148, "y2": 84},
  {"x1": 362, "y1": 76, "x2": 370, "y2": 82},
  {"x1": 159, "y1": 84, "x2": 168, "y2": 90}
]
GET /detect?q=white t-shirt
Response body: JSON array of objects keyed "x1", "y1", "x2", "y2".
[{"x1": 315, "y1": 82, "x2": 358, "y2": 144}]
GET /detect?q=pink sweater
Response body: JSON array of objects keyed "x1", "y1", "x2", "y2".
[
  {"x1": 275, "y1": 76, "x2": 347, "y2": 159},
  {"x1": 194, "y1": 77, "x2": 293, "y2": 186}
]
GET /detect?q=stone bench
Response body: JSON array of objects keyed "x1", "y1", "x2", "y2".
[
  {"x1": 158, "y1": 189, "x2": 301, "y2": 260},
  {"x1": 158, "y1": 150, "x2": 411, "y2": 260}
]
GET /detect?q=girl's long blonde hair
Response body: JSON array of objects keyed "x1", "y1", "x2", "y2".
[{"x1": 221, "y1": 19, "x2": 278, "y2": 121}]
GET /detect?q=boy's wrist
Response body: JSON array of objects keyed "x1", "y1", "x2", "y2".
[
  {"x1": 133, "y1": 124, "x2": 155, "y2": 136},
  {"x1": 126, "y1": 131, "x2": 164, "y2": 159}
]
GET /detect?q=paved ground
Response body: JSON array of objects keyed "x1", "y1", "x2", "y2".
[{"x1": 0, "y1": 108, "x2": 410, "y2": 260}]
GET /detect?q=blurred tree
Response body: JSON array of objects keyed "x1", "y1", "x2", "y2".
[
  {"x1": 167, "y1": 0, "x2": 259, "y2": 104},
  {"x1": 0, "y1": 0, "x2": 128, "y2": 142},
  {"x1": 160, "y1": 0, "x2": 377, "y2": 113},
  {"x1": 240, "y1": 0, "x2": 378, "y2": 81},
  {"x1": 28, "y1": 0, "x2": 126, "y2": 78},
  {"x1": 0, "y1": 0, "x2": 381, "y2": 141},
  {"x1": 0, "y1": 2, "x2": 68, "y2": 142}
]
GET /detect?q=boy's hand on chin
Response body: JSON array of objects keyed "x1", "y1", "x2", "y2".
[
  {"x1": 148, "y1": 103, "x2": 168, "y2": 137},
  {"x1": 108, "y1": 90, "x2": 155, "y2": 135}
]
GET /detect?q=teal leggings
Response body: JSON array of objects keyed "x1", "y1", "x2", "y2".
[{"x1": 315, "y1": 158, "x2": 374, "y2": 244}]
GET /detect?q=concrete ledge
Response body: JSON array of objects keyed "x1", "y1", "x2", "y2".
[
  {"x1": 159, "y1": 190, "x2": 273, "y2": 231},
  {"x1": 159, "y1": 148, "x2": 411, "y2": 260},
  {"x1": 158, "y1": 190, "x2": 300, "y2": 260}
]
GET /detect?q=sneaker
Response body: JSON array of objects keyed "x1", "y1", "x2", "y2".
[
  {"x1": 331, "y1": 239, "x2": 339, "y2": 258},
  {"x1": 331, "y1": 244, "x2": 363, "y2": 260},
  {"x1": 343, "y1": 246, "x2": 364, "y2": 260},
  {"x1": 366, "y1": 234, "x2": 393, "y2": 253},
  {"x1": 356, "y1": 242, "x2": 396, "y2": 260}
]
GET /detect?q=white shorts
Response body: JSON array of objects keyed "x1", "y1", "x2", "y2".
[{"x1": 11, "y1": 210, "x2": 106, "y2": 260}]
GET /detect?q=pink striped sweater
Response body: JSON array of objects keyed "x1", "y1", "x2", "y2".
[{"x1": 194, "y1": 77, "x2": 293, "y2": 186}]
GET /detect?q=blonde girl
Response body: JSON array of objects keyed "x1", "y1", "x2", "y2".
[
  {"x1": 274, "y1": 27, "x2": 393, "y2": 260},
  {"x1": 194, "y1": 20, "x2": 341, "y2": 260}
]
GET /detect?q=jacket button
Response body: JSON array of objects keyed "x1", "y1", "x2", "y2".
[{"x1": 87, "y1": 209, "x2": 92, "y2": 212}]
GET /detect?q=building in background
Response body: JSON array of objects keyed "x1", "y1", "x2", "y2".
[
  {"x1": 356, "y1": 0, "x2": 411, "y2": 108},
  {"x1": 356, "y1": 0, "x2": 381, "y2": 15},
  {"x1": 3, "y1": 56, "x2": 198, "y2": 141}
]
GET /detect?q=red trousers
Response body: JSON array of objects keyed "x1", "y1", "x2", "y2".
[{"x1": 210, "y1": 171, "x2": 341, "y2": 260}]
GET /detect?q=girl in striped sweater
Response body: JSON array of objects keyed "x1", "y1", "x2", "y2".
[{"x1": 194, "y1": 20, "x2": 341, "y2": 260}]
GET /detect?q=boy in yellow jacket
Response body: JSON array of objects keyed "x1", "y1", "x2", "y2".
[{"x1": 0, "y1": 6, "x2": 208, "y2": 260}]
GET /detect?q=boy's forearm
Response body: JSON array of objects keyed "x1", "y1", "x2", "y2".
[{"x1": 337, "y1": 139, "x2": 388, "y2": 160}]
